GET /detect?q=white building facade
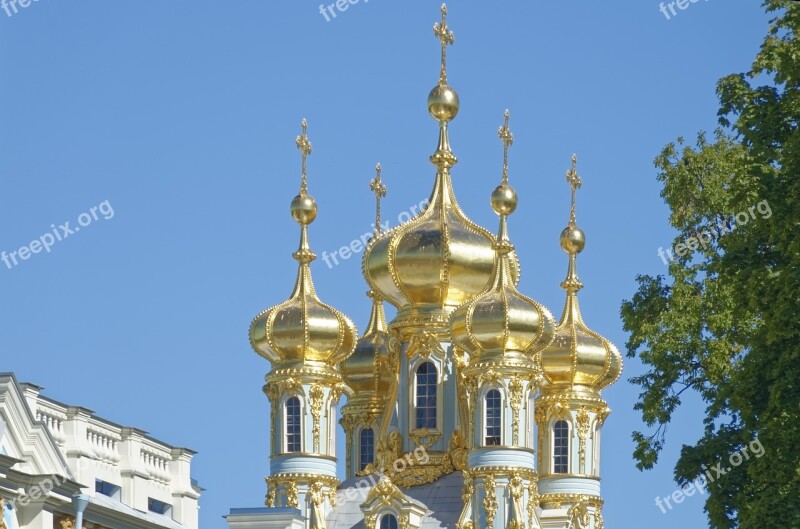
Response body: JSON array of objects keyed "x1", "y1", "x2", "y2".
[{"x1": 0, "y1": 373, "x2": 200, "y2": 529}]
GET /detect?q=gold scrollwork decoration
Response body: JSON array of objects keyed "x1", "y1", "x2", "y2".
[
  {"x1": 309, "y1": 384, "x2": 325, "y2": 452},
  {"x1": 483, "y1": 474, "x2": 498, "y2": 529},
  {"x1": 508, "y1": 377, "x2": 525, "y2": 445},
  {"x1": 576, "y1": 408, "x2": 591, "y2": 472},
  {"x1": 409, "y1": 428, "x2": 442, "y2": 450}
]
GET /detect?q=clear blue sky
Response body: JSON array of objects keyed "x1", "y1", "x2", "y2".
[{"x1": 0, "y1": 1, "x2": 769, "y2": 528}]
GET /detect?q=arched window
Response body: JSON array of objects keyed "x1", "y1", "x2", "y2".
[
  {"x1": 285, "y1": 397, "x2": 302, "y2": 453},
  {"x1": 380, "y1": 514, "x2": 398, "y2": 529},
  {"x1": 415, "y1": 362, "x2": 437, "y2": 429},
  {"x1": 484, "y1": 389, "x2": 502, "y2": 446},
  {"x1": 553, "y1": 420, "x2": 570, "y2": 473},
  {"x1": 359, "y1": 428, "x2": 375, "y2": 471}
]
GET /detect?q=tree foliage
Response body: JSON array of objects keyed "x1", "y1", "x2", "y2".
[{"x1": 621, "y1": 1, "x2": 800, "y2": 527}]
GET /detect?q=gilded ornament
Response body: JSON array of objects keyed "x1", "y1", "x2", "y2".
[
  {"x1": 265, "y1": 476, "x2": 276, "y2": 507},
  {"x1": 576, "y1": 408, "x2": 590, "y2": 472},
  {"x1": 508, "y1": 377, "x2": 525, "y2": 445},
  {"x1": 286, "y1": 480, "x2": 299, "y2": 508},
  {"x1": 483, "y1": 474, "x2": 498, "y2": 529},
  {"x1": 448, "y1": 429, "x2": 468, "y2": 471},
  {"x1": 409, "y1": 428, "x2": 442, "y2": 450},
  {"x1": 309, "y1": 384, "x2": 325, "y2": 452}
]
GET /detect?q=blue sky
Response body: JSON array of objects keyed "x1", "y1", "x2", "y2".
[{"x1": 0, "y1": 1, "x2": 770, "y2": 528}]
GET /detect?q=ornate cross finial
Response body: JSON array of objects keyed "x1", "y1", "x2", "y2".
[
  {"x1": 565, "y1": 153, "x2": 582, "y2": 226},
  {"x1": 433, "y1": 4, "x2": 455, "y2": 86},
  {"x1": 369, "y1": 163, "x2": 387, "y2": 237},
  {"x1": 498, "y1": 109, "x2": 514, "y2": 185},
  {"x1": 296, "y1": 119, "x2": 313, "y2": 195}
]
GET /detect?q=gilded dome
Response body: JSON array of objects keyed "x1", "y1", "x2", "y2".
[
  {"x1": 249, "y1": 120, "x2": 357, "y2": 369},
  {"x1": 540, "y1": 157, "x2": 622, "y2": 391},
  {"x1": 342, "y1": 291, "x2": 392, "y2": 394},
  {"x1": 449, "y1": 112, "x2": 554, "y2": 363},
  {"x1": 362, "y1": 167, "x2": 519, "y2": 325},
  {"x1": 362, "y1": 7, "x2": 519, "y2": 331}
]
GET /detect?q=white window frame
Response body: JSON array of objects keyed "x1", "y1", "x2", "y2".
[
  {"x1": 551, "y1": 418, "x2": 572, "y2": 474},
  {"x1": 482, "y1": 387, "x2": 503, "y2": 447},
  {"x1": 283, "y1": 395, "x2": 304, "y2": 453},
  {"x1": 410, "y1": 359, "x2": 442, "y2": 432}
]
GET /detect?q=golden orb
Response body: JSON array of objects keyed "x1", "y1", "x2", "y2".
[
  {"x1": 560, "y1": 225, "x2": 585, "y2": 254},
  {"x1": 290, "y1": 194, "x2": 317, "y2": 224},
  {"x1": 427, "y1": 84, "x2": 460, "y2": 121},
  {"x1": 491, "y1": 184, "x2": 517, "y2": 215}
]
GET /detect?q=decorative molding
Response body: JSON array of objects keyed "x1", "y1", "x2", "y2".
[
  {"x1": 482, "y1": 474, "x2": 498, "y2": 529},
  {"x1": 309, "y1": 384, "x2": 325, "y2": 453},
  {"x1": 576, "y1": 408, "x2": 591, "y2": 472},
  {"x1": 508, "y1": 377, "x2": 525, "y2": 445},
  {"x1": 409, "y1": 428, "x2": 441, "y2": 450},
  {"x1": 406, "y1": 332, "x2": 446, "y2": 360}
]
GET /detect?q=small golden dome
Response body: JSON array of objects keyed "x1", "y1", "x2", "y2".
[
  {"x1": 342, "y1": 291, "x2": 392, "y2": 395},
  {"x1": 343, "y1": 165, "x2": 392, "y2": 395},
  {"x1": 249, "y1": 120, "x2": 357, "y2": 369},
  {"x1": 449, "y1": 111, "x2": 555, "y2": 363},
  {"x1": 540, "y1": 155, "x2": 622, "y2": 391}
]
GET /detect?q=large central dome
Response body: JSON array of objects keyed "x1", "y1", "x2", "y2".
[
  {"x1": 362, "y1": 164, "x2": 519, "y2": 330},
  {"x1": 362, "y1": 5, "x2": 520, "y2": 332}
]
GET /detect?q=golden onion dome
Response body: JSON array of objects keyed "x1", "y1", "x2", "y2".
[
  {"x1": 449, "y1": 111, "x2": 555, "y2": 363},
  {"x1": 343, "y1": 290, "x2": 392, "y2": 394},
  {"x1": 362, "y1": 6, "x2": 518, "y2": 330},
  {"x1": 343, "y1": 165, "x2": 393, "y2": 395},
  {"x1": 249, "y1": 120, "x2": 357, "y2": 368},
  {"x1": 540, "y1": 156, "x2": 622, "y2": 391}
]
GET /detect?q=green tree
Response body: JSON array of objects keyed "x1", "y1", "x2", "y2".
[{"x1": 621, "y1": 1, "x2": 800, "y2": 527}]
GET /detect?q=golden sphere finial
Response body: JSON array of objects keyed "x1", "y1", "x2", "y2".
[
  {"x1": 291, "y1": 193, "x2": 317, "y2": 225},
  {"x1": 428, "y1": 84, "x2": 460, "y2": 122},
  {"x1": 560, "y1": 225, "x2": 585, "y2": 254},
  {"x1": 491, "y1": 184, "x2": 517, "y2": 216}
]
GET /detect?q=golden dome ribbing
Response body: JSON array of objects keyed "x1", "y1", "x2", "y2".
[
  {"x1": 250, "y1": 120, "x2": 358, "y2": 369},
  {"x1": 540, "y1": 155, "x2": 622, "y2": 391},
  {"x1": 362, "y1": 5, "x2": 518, "y2": 332},
  {"x1": 449, "y1": 111, "x2": 555, "y2": 363}
]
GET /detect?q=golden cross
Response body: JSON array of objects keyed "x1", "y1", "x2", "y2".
[
  {"x1": 296, "y1": 119, "x2": 313, "y2": 194},
  {"x1": 498, "y1": 109, "x2": 514, "y2": 185},
  {"x1": 370, "y1": 163, "x2": 387, "y2": 237},
  {"x1": 565, "y1": 154, "x2": 582, "y2": 225},
  {"x1": 433, "y1": 4, "x2": 455, "y2": 86}
]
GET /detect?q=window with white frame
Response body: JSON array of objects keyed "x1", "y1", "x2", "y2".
[
  {"x1": 553, "y1": 420, "x2": 570, "y2": 473},
  {"x1": 484, "y1": 389, "x2": 502, "y2": 446},
  {"x1": 285, "y1": 396, "x2": 302, "y2": 453},
  {"x1": 360, "y1": 428, "x2": 375, "y2": 471},
  {"x1": 380, "y1": 514, "x2": 399, "y2": 529},
  {"x1": 415, "y1": 362, "x2": 437, "y2": 429}
]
